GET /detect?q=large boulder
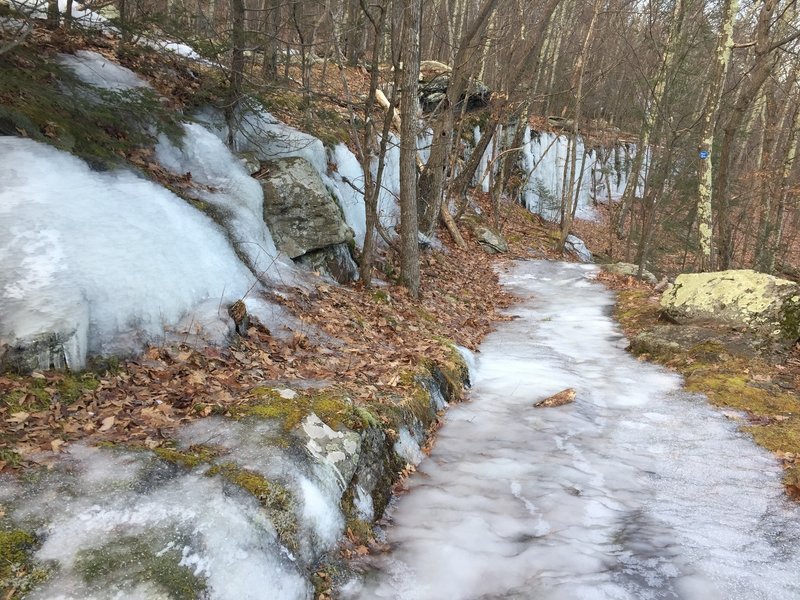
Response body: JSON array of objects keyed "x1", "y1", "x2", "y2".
[
  {"x1": 418, "y1": 60, "x2": 491, "y2": 112},
  {"x1": 660, "y1": 270, "x2": 800, "y2": 341},
  {"x1": 260, "y1": 156, "x2": 354, "y2": 260}
]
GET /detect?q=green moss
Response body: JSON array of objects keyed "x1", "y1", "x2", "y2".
[
  {"x1": 0, "y1": 49, "x2": 182, "y2": 168},
  {"x1": 0, "y1": 530, "x2": 36, "y2": 580},
  {"x1": 153, "y1": 445, "x2": 221, "y2": 469},
  {"x1": 0, "y1": 528, "x2": 49, "y2": 597},
  {"x1": 372, "y1": 289, "x2": 391, "y2": 304},
  {"x1": 205, "y1": 463, "x2": 297, "y2": 549},
  {"x1": 345, "y1": 518, "x2": 374, "y2": 545},
  {"x1": 241, "y1": 388, "x2": 367, "y2": 432},
  {"x1": 779, "y1": 296, "x2": 800, "y2": 340},
  {"x1": 1, "y1": 372, "x2": 99, "y2": 412},
  {"x1": 614, "y1": 290, "x2": 661, "y2": 333},
  {"x1": 75, "y1": 535, "x2": 204, "y2": 599},
  {"x1": 745, "y1": 419, "x2": 800, "y2": 455}
]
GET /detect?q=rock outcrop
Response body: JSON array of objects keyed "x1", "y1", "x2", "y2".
[
  {"x1": 660, "y1": 270, "x2": 800, "y2": 342},
  {"x1": 602, "y1": 262, "x2": 657, "y2": 285},
  {"x1": 259, "y1": 157, "x2": 357, "y2": 282},
  {"x1": 418, "y1": 60, "x2": 491, "y2": 112},
  {"x1": 564, "y1": 234, "x2": 592, "y2": 263}
]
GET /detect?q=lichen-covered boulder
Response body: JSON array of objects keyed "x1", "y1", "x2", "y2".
[
  {"x1": 260, "y1": 157, "x2": 353, "y2": 259},
  {"x1": 660, "y1": 270, "x2": 800, "y2": 341},
  {"x1": 602, "y1": 262, "x2": 657, "y2": 285}
]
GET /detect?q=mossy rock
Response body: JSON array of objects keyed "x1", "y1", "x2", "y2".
[
  {"x1": 241, "y1": 387, "x2": 368, "y2": 433},
  {"x1": 75, "y1": 534, "x2": 205, "y2": 600},
  {"x1": 205, "y1": 462, "x2": 297, "y2": 549}
]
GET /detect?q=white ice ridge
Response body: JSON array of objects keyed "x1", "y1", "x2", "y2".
[
  {"x1": 0, "y1": 136, "x2": 257, "y2": 368},
  {"x1": 346, "y1": 261, "x2": 800, "y2": 600},
  {"x1": 519, "y1": 126, "x2": 648, "y2": 223}
]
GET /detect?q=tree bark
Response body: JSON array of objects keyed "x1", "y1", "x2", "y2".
[
  {"x1": 696, "y1": 0, "x2": 738, "y2": 270},
  {"x1": 398, "y1": 0, "x2": 422, "y2": 297}
]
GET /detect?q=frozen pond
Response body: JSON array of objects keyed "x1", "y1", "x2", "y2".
[{"x1": 344, "y1": 261, "x2": 800, "y2": 600}]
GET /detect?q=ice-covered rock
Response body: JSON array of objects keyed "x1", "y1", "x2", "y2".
[
  {"x1": 564, "y1": 234, "x2": 593, "y2": 262},
  {"x1": 518, "y1": 126, "x2": 645, "y2": 223},
  {"x1": 0, "y1": 136, "x2": 258, "y2": 370},
  {"x1": 330, "y1": 144, "x2": 367, "y2": 248},
  {"x1": 661, "y1": 270, "x2": 800, "y2": 341}
]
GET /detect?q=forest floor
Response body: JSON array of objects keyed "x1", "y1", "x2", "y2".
[{"x1": 1, "y1": 24, "x2": 798, "y2": 503}]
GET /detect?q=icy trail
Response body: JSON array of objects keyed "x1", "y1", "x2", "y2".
[{"x1": 345, "y1": 261, "x2": 800, "y2": 600}]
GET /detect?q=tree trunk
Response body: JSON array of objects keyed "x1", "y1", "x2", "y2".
[
  {"x1": 558, "y1": 0, "x2": 601, "y2": 250},
  {"x1": 226, "y1": 0, "x2": 246, "y2": 148},
  {"x1": 696, "y1": 0, "x2": 738, "y2": 269},
  {"x1": 398, "y1": 0, "x2": 422, "y2": 297}
]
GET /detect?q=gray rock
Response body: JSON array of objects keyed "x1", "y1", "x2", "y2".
[
  {"x1": 602, "y1": 262, "x2": 657, "y2": 284},
  {"x1": 295, "y1": 243, "x2": 359, "y2": 284},
  {"x1": 660, "y1": 270, "x2": 800, "y2": 341},
  {"x1": 471, "y1": 222, "x2": 508, "y2": 254},
  {"x1": 301, "y1": 413, "x2": 362, "y2": 491},
  {"x1": 418, "y1": 60, "x2": 491, "y2": 112},
  {"x1": 564, "y1": 234, "x2": 592, "y2": 263},
  {"x1": 260, "y1": 157, "x2": 354, "y2": 259}
]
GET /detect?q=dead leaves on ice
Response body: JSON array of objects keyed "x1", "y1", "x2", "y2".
[{"x1": 534, "y1": 388, "x2": 577, "y2": 408}]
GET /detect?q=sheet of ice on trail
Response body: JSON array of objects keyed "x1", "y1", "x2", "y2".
[
  {"x1": 347, "y1": 261, "x2": 800, "y2": 600},
  {"x1": 0, "y1": 136, "x2": 256, "y2": 368},
  {"x1": 330, "y1": 143, "x2": 367, "y2": 248},
  {"x1": 155, "y1": 122, "x2": 297, "y2": 282},
  {"x1": 56, "y1": 50, "x2": 149, "y2": 91},
  {"x1": 7, "y1": 444, "x2": 311, "y2": 600}
]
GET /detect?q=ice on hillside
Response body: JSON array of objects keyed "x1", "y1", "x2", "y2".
[
  {"x1": 176, "y1": 417, "x2": 346, "y2": 563},
  {"x1": 472, "y1": 125, "x2": 494, "y2": 194},
  {"x1": 0, "y1": 136, "x2": 258, "y2": 369},
  {"x1": 57, "y1": 50, "x2": 149, "y2": 91},
  {"x1": 7, "y1": 443, "x2": 312, "y2": 600},
  {"x1": 347, "y1": 261, "x2": 800, "y2": 600},
  {"x1": 330, "y1": 144, "x2": 367, "y2": 248},
  {"x1": 519, "y1": 126, "x2": 646, "y2": 223},
  {"x1": 417, "y1": 128, "x2": 433, "y2": 165},
  {"x1": 142, "y1": 37, "x2": 204, "y2": 61},
  {"x1": 155, "y1": 122, "x2": 297, "y2": 283},
  {"x1": 374, "y1": 134, "x2": 401, "y2": 229}
]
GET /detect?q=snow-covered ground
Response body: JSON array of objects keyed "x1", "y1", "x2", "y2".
[{"x1": 344, "y1": 261, "x2": 800, "y2": 600}]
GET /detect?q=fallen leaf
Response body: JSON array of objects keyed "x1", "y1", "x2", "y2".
[
  {"x1": 7, "y1": 412, "x2": 30, "y2": 424},
  {"x1": 99, "y1": 416, "x2": 116, "y2": 432}
]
